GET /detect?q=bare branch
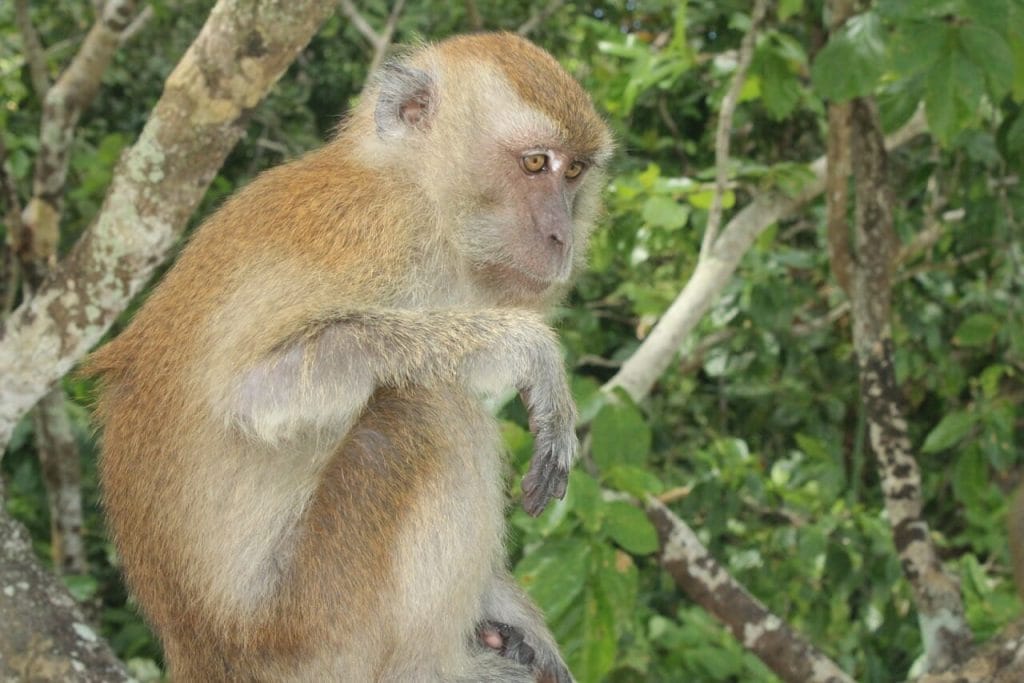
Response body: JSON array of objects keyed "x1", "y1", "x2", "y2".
[
  {"x1": 118, "y1": 4, "x2": 155, "y2": 46},
  {"x1": 700, "y1": 0, "x2": 769, "y2": 260},
  {"x1": 338, "y1": 0, "x2": 405, "y2": 78},
  {"x1": 14, "y1": 0, "x2": 50, "y2": 99},
  {"x1": 646, "y1": 497, "x2": 855, "y2": 683},
  {"x1": 23, "y1": 0, "x2": 140, "y2": 276},
  {"x1": 368, "y1": 0, "x2": 406, "y2": 76},
  {"x1": 339, "y1": 0, "x2": 381, "y2": 47},
  {"x1": 603, "y1": 109, "x2": 929, "y2": 403}
]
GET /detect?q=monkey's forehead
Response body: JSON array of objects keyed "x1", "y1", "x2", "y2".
[{"x1": 435, "y1": 33, "x2": 613, "y2": 159}]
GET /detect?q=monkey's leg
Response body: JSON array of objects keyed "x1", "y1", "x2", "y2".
[{"x1": 478, "y1": 571, "x2": 574, "y2": 683}]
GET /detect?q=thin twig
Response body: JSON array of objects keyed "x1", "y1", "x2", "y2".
[
  {"x1": 14, "y1": 0, "x2": 50, "y2": 99},
  {"x1": 339, "y1": 0, "x2": 406, "y2": 78},
  {"x1": 368, "y1": 0, "x2": 406, "y2": 76},
  {"x1": 338, "y1": 0, "x2": 381, "y2": 47},
  {"x1": 700, "y1": 0, "x2": 769, "y2": 260},
  {"x1": 517, "y1": 0, "x2": 566, "y2": 36},
  {"x1": 0, "y1": 139, "x2": 25, "y2": 312},
  {"x1": 465, "y1": 0, "x2": 484, "y2": 31},
  {"x1": 119, "y1": 4, "x2": 154, "y2": 46}
]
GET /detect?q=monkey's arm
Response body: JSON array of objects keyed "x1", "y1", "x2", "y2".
[{"x1": 229, "y1": 309, "x2": 577, "y2": 515}]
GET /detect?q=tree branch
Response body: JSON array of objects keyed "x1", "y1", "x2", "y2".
[
  {"x1": 14, "y1": 0, "x2": 50, "y2": 100},
  {"x1": 118, "y1": 4, "x2": 155, "y2": 46},
  {"x1": 603, "y1": 109, "x2": 929, "y2": 403},
  {"x1": 0, "y1": 0, "x2": 340, "y2": 452},
  {"x1": 847, "y1": 97, "x2": 970, "y2": 672},
  {"x1": 370, "y1": 0, "x2": 406, "y2": 75},
  {"x1": 22, "y1": 0, "x2": 139, "y2": 276},
  {"x1": 338, "y1": 0, "x2": 381, "y2": 46},
  {"x1": 0, "y1": 509, "x2": 131, "y2": 681},
  {"x1": 646, "y1": 497, "x2": 855, "y2": 683},
  {"x1": 700, "y1": 0, "x2": 768, "y2": 260},
  {"x1": 337, "y1": 0, "x2": 405, "y2": 77}
]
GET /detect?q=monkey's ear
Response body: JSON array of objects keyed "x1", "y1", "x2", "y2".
[{"x1": 374, "y1": 62, "x2": 436, "y2": 138}]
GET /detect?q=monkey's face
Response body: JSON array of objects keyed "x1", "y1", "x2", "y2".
[{"x1": 458, "y1": 140, "x2": 604, "y2": 300}]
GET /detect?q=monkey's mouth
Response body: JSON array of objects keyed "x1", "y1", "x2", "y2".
[{"x1": 514, "y1": 247, "x2": 574, "y2": 286}]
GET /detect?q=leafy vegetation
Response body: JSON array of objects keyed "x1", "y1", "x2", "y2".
[{"x1": 2, "y1": 0, "x2": 1022, "y2": 681}]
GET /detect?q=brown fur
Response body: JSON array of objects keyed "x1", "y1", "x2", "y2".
[{"x1": 87, "y1": 33, "x2": 611, "y2": 682}]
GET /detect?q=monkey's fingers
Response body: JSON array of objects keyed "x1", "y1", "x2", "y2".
[{"x1": 521, "y1": 454, "x2": 569, "y2": 517}]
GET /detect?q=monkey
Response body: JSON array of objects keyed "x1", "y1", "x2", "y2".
[{"x1": 85, "y1": 32, "x2": 613, "y2": 682}]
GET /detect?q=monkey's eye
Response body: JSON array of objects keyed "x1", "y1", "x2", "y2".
[
  {"x1": 565, "y1": 161, "x2": 585, "y2": 179},
  {"x1": 521, "y1": 154, "x2": 548, "y2": 174}
]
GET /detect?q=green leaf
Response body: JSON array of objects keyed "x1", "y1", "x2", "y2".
[
  {"x1": 604, "y1": 502, "x2": 660, "y2": 555},
  {"x1": 1010, "y1": 11, "x2": 1024, "y2": 100},
  {"x1": 878, "y1": 76, "x2": 926, "y2": 132},
  {"x1": 778, "y1": 0, "x2": 803, "y2": 21},
  {"x1": 642, "y1": 196, "x2": 688, "y2": 230},
  {"x1": 568, "y1": 543, "x2": 631, "y2": 682},
  {"x1": 591, "y1": 396, "x2": 652, "y2": 470},
  {"x1": 959, "y1": 24, "x2": 1015, "y2": 97},
  {"x1": 573, "y1": 573, "x2": 618, "y2": 682},
  {"x1": 954, "y1": 313, "x2": 1000, "y2": 347},
  {"x1": 569, "y1": 470, "x2": 605, "y2": 533},
  {"x1": 515, "y1": 538, "x2": 590, "y2": 621},
  {"x1": 890, "y1": 21, "x2": 949, "y2": 77},
  {"x1": 811, "y1": 12, "x2": 887, "y2": 101},
  {"x1": 952, "y1": 448, "x2": 988, "y2": 504},
  {"x1": 63, "y1": 574, "x2": 99, "y2": 602},
  {"x1": 688, "y1": 189, "x2": 735, "y2": 210},
  {"x1": 500, "y1": 420, "x2": 533, "y2": 470},
  {"x1": 925, "y1": 49, "x2": 985, "y2": 145},
  {"x1": 757, "y1": 46, "x2": 803, "y2": 119},
  {"x1": 604, "y1": 465, "x2": 665, "y2": 497},
  {"x1": 922, "y1": 411, "x2": 976, "y2": 453}
]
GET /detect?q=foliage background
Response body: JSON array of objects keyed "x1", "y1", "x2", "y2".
[{"x1": 1, "y1": 0, "x2": 1022, "y2": 681}]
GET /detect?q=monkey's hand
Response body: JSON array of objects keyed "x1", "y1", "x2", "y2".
[
  {"x1": 477, "y1": 620, "x2": 573, "y2": 683},
  {"x1": 520, "y1": 386, "x2": 578, "y2": 517}
]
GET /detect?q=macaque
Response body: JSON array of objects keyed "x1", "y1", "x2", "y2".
[{"x1": 86, "y1": 32, "x2": 612, "y2": 681}]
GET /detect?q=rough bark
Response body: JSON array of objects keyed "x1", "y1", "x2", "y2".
[
  {"x1": 0, "y1": 509, "x2": 131, "y2": 682},
  {"x1": 646, "y1": 497, "x2": 855, "y2": 683},
  {"x1": 0, "y1": 0, "x2": 339, "y2": 676},
  {"x1": 16, "y1": 1, "x2": 143, "y2": 578},
  {"x1": 845, "y1": 98, "x2": 971, "y2": 671},
  {"x1": 911, "y1": 619, "x2": 1024, "y2": 683},
  {"x1": 24, "y1": 0, "x2": 138, "y2": 271},
  {"x1": 0, "y1": 0, "x2": 340, "y2": 452},
  {"x1": 825, "y1": 101, "x2": 854, "y2": 295}
]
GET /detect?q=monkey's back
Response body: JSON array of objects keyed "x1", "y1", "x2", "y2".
[{"x1": 87, "y1": 147, "x2": 505, "y2": 677}]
